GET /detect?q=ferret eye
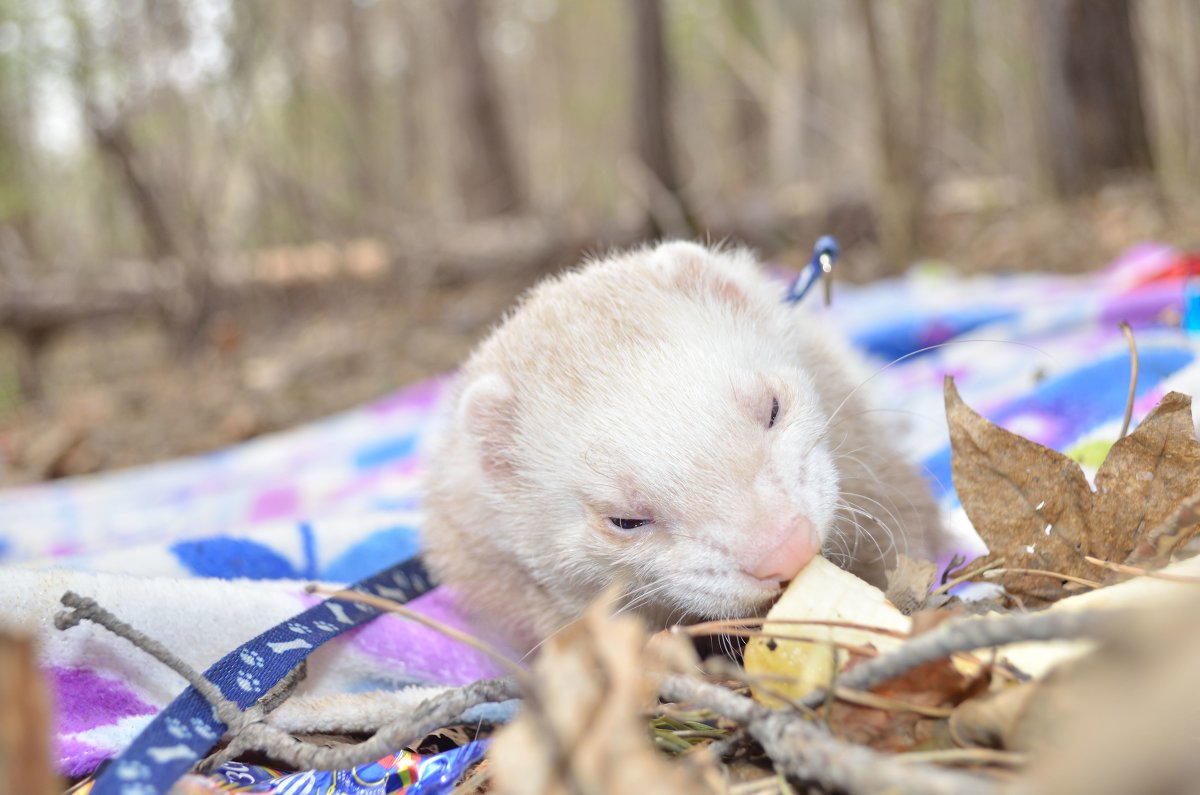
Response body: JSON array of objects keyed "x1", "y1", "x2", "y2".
[
  {"x1": 767, "y1": 396, "x2": 780, "y2": 429},
  {"x1": 609, "y1": 518, "x2": 650, "y2": 530}
]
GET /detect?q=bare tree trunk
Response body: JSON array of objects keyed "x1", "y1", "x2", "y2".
[
  {"x1": 88, "y1": 114, "x2": 179, "y2": 262},
  {"x1": 1036, "y1": 0, "x2": 1154, "y2": 195},
  {"x1": 0, "y1": 33, "x2": 38, "y2": 267},
  {"x1": 856, "y1": 0, "x2": 940, "y2": 267},
  {"x1": 394, "y1": 4, "x2": 432, "y2": 211},
  {"x1": 444, "y1": 0, "x2": 523, "y2": 219},
  {"x1": 68, "y1": 3, "x2": 216, "y2": 351},
  {"x1": 723, "y1": 0, "x2": 767, "y2": 186},
  {"x1": 628, "y1": 0, "x2": 696, "y2": 238},
  {"x1": 342, "y1": 1, "x2": 379, "y2": 212}
]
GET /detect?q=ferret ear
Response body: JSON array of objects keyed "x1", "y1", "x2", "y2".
[
  {"x1": 457, "y1": 373, "x2": 519, "y2": 479},
  {"x1": 653, "y1": 241, "x2": 748, "y2": 311}
]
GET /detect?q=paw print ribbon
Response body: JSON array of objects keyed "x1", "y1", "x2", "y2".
[{"x1": 87, "y1": 555, "x2": 436, "y2": 795}]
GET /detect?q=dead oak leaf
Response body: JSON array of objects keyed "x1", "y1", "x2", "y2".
[
  {"x1": 945, "y1": 377, "x2": 1092, "y2": 601},
  {"x1": 945, "y1": 377, "x2": 1200, "y2": 602},
  {"x1": 1126, "y1": 490, "x2": 1200, "y2": 567},
  {"x1": 884, "y1": 553, "x2": 941, "y2": 615},
  {"x1": 1092, "y1": 392, "x2": 1200, "y2": 563}
]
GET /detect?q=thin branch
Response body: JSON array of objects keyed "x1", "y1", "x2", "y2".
[
  {"x1": 56, "y1": 590, "x2": 523, "y2": 773},
  {"x1": 982, "y1": 567, "x2": 1103, "y2": 589},
  {"x1": 831, "y1": 687, "x2": 954, "y2": 718},
  {"x1": 1084, "y1": 555, "x2": 1200, "y2": 583},
  {"x1": 800, "y1": 609, "x2": 1128, "y2": 710},
  {"x1": 932, "y1": 557, "x2": 1006, "y2": 595},
  {"x1": 232, "y1": 677, "x2": 522, "y2": 771},
  {"x1": 896, "y1": 748, "x2": 1028, "y2": 768},
  {"x1": 661, "y1": 675, "x2": 996, "y2": 795},
  {"x1": 679, "y1": 617, "x2": 910, "y2": 640},
  {"x1": 55, "y1": 592, "x2": 242, "y2": 725},
  {"x1": 1118, "y1": 321, "x2": 1139, "y2": 440}
]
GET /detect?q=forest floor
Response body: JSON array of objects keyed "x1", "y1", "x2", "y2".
[{"x1": 2, "y1": 182, "x2": 1198, "y2": 488}]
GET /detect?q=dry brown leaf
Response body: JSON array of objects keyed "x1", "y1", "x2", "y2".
[
  {"x1": 948, "y1": 682, "x2": 1040, "y2": 750},
  {"x1": 945, "y1": 377, "x2": 1093, "y2": 601},
  {"x1": 946, "y1": 377, "x2": 1200, "y2": 602},
  {"x1": 1125, "y1": 490, "x2": 1200, "y2": 567},
  {"x1": 1019, "y1": 597, "x2": 1200, "y2": 795},
  {"x1": 1092, "y1": 392, "x2": 1200, "y2": 562},
  {"x1": 949, "y1": 653, "x2": 1115, "y2": 756},
  {"x1": 488, "y1": 588, "x2": 713, "y2": 795},
  {"x1": 955, "y1": 597, "x2": 1200, "y2": 793},
  {"x1": 885, "y1": 553, "x2": 940, "y2": 615},
  {"x1": 829, "y1": 652, "x2": 985, "y2": 752}
]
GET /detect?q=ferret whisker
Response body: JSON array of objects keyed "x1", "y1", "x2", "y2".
[
  {"x1": 829, "y1": 445, "x2": 873, "y2": 466},
  {"x1": 838, "y1": 451, "x2": 927, "y2": 534},
  {"x1": 821, "y1": 338, "x2": 1057, "y2": 436},
  {"x1": 839, "y1": 510, "x2": 889, "y2": 565},
  {"x1": 839, "y1": 489, "x2": 908, "y2": 542},
  {"x1": 829, "y1": 407, "x2": 940, "y2": 431},
  {"x1": 617, "y1": 579, "x2": 677, "y2": 617},
  {"x1": 822, "y1": 527, "x2": 852, "y2": 565},
  {"x1": 820, "y1": 427, "x2": 854, "y2": 456},
  {"x1": 830, "y1": 512, "x2": 866, "y2": 561},
  {"x1": 836, "y1": 497, "x2": 900, "y2": 564}
]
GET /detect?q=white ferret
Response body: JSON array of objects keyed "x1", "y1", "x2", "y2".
[{"x1": 422, "y1": 241, "x2": 941, "y2": 653}]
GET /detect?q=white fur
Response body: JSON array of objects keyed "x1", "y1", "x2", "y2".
[{"x1": 423, "y1": 242, "x2": 941, "y2": 652}]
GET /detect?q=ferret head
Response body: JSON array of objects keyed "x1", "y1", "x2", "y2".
[{"x1": 449, "y1": 242, "x2": 842, "y2": 626}]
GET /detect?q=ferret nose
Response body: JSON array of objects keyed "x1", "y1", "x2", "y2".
[{"x1": 747, "y1": 520, "x2": 817, "y2": 582}]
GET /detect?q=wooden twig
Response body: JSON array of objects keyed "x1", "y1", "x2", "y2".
[
  {"x1": 896, "y1": 748, "x2": 1028, "y2": 768},
  {"x1": 679, "y1": 617, "x2": 910, "y2": 640},
  {"x1": 799, "y1": 609, "x2": 1127, "y2": 711},
  {"x1": 831, "y1": 687, "x2": 954, "y2": 718},
  {"x1": 932, "y1": 557, "x2": 1006, "y2": 595},
  {"x1": 231, "y1": 676, "x2": 522, "y2": 771},
  {"x1": 1083, "y1": 555, "x2": 1200, "y2": 584},
  {"x1": 1118, "y1": 321, "x2": 1139, "y2": 440},
  {"x1": 982, "y1": 567, "x2": 1102, "y2": 589},
  {"x1": 55, "y1": 590, "x2": 524, "y2": 772},
  {"x1": 55, "y1": 592, "x2": 243, "y2": 725},
  {"x1": 661, "y1": 675, "x2": 996, "y2": 795}
]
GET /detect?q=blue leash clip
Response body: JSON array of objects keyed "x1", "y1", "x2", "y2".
[{"x1": 785, "y1": 235, "x2": 839, "y2": 304}]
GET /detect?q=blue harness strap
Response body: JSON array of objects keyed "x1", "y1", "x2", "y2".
[{"x1": 88, "y1": 555, "x2": 435, "y2": 795}]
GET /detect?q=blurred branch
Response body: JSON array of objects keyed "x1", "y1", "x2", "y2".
[
  {"x1": 856, "y1": 0, "x2": 940, "y2": 266},
  {"x1": 444, "y1": 0, "x2": 524, "y2": 219},
  {"x1": 662, "y1": 674, "x2": 995, "y2": 795},
  {"x1": 628, "y1": 0, "x2": 697, "y2": 238}
]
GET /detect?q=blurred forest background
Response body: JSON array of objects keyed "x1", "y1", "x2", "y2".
[{"x1": 0, "y1": 0, "x2": 1198, "y2": 485}]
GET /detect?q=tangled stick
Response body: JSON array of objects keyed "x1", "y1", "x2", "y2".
[
  {"x1": 661, "y1": 675, "x2": 996, "y2": 795},
  {"x1": 55, "y1": 592, "x2": 521, "y2": 772},
  {"x1": 799, "y1": 608, "x2": 1128, "y2": 710}
]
